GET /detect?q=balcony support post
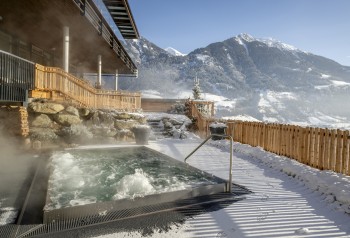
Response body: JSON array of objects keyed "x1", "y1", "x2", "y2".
[
  {"x1": 115, "y1": 69, "x2": 118, "y2": 91},
  {"x1": 63, "y1": 26, "x2": 69, "y2": 73},
  {"x1": 97, "y1": 54, "x2": 102, "y2": 89}
]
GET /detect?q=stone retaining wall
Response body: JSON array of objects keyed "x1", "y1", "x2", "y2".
[{"x1": 0, "y1": 100, "x2": 148, "y2": 148}]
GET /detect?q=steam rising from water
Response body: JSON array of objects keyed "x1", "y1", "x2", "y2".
[{"x1": 0, "y1": 131, "x2": 36, "y2": 224}]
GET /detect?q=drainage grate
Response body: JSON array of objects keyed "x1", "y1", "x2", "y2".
[{"x1": 1, "y1": 184, "x2": 250, "y2": 238}]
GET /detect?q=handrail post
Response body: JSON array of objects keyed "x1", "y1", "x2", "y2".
[{"x1": 184, "y1": 134, "x2": 233, "y2": 193}]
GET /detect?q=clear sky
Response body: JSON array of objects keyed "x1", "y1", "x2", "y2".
[{"x1": 128, "y1": 0, "x2": 350, "y2": 66}]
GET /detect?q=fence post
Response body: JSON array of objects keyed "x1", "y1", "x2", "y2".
[
  {"x1": 309, "y1": 127, "x2": 316, "y2": 167},
  {"x1": 318, "y1": 129, "x2": 326, "y2": 170},
  {"x1": 343, "y1": 131, "x2": 350, "y2": 175},
  {"x1": 330, "y1": 129, "x2": 337, "y2": 171},
  {"x1": 266, "y1": 124, "x2": 271, "y2": 152},
  {"x1": 276, "y1": 124, "x2": 280, "y2": 155},
  {"x1": 281, "y1": 125, "x2": 285, "y2": 156},
  {"x1": 336, "y1": 129, "x2": 343, "y2": 173},
  {"x1": 254, "y1": 122, "x2": 257, "y2": 146},
  {"x1": 300, "y1": 127, "x2": 304, "y2": 163},
  {"x1": 259, "y1": 123, "x2": 263, "y2": 147},
  {"x1": 304, "y1": 127, "x2": 311, "y2": 165},
  {"x1": 322, "y1": 129, "x2": 328, "y2": 170},
  {"x1": 295, "y1": 126, "x2": 300, "y2": 162},
  {"x1": 287, "y1": 125, "x2": 291, "y2": 157}
]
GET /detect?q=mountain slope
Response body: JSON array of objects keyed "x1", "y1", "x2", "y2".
[
  {"x1": 119, "y1": 34, "x2": 350, "y2": 127},
  {"x1": 164, "y1": 47, "x2": 186, "y2": 57}
]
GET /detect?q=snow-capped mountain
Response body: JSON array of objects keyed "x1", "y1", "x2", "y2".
[
  {"x1": 118, "y1": 34, "x2": 350, "y2": 128},
  {"x1": 164, "y1": 47, "x2": 186, "y2": 57}
]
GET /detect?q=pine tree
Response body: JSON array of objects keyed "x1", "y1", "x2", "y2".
[{"x1": 192, "y1": 75, "x2": 209, "y2": 115}]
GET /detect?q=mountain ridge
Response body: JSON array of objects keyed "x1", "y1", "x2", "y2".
[{"x1": 117, "y1": 34, "x2": 350, "y2": 127}]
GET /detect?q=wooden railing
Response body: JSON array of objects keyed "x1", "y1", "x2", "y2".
[
  {"x1": 33, "y1": 64, "x2": 141, "y2": 111},
  {"x1": 186, "y1": 100, "x2": 220, "y2": 138},
  {"x1": 188, "y1": 101, "x2": 350, "y2": 176}
]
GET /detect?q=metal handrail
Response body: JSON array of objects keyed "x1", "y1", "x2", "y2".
[
  {"x1": 0, "y1": 50, "x2": 35, "y2": 103},
  {"x1": 184, "y1": 134, "x2": 233, "y2": 193}
]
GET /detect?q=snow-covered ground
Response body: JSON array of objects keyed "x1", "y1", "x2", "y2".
[
  {"x1": 140, "y1": 89, "x2": 350, "y2": 129},
  {"x1": 92, "y1": 135, "x2": 350, "y2": 238},
  {"x1": 1, "y1": 113, "x2": 350, "y2": 237}
]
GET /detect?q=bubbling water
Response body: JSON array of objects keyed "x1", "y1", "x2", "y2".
[
  {"x1": 113, "y1": 168, "x2": 155, "y2": 200},
  {"x1": 45, "y1": 147, "x2": 220, "y2": 210}
]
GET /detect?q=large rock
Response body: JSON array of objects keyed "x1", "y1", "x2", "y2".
[
  {"x1": 59, "y1": 124, "x2": 93, "y2": 144},
  {"x1": 31, "y1": 114, "x2": 53, "y2": 128},
  {"x1": 114, "y1": 112, "x2": 132, "y2": 120},
  {"x1": 30, "y1": 127, "x2": 58, "y2": 141},
  {"x1": 131, "y1": 113, "x2": 147, "y2": 124},
  {"x1": 53, "y1": 113, "x2": 81, "y2": 126},
  {"x1": 169, "y1": 118, "x2": 183, "y2": 126},
  {"x1": 79, "y1": 108, "x2": 90, "y2": 117},
  {"x1": 98, "y1": 111, "x2": 114, "y2": 127},
  {"x1": 65, "y1": 106, "x2": 79, "y2": 117},
  {"x1": 90, "y1": 111, "x2": 100, "y2": 125},
  {"x1": 114, "y1": 119, "x2": 138, "y2": 130},
  {"x1": 28, "y1": 102, "x2": 64, "y2": 114}
]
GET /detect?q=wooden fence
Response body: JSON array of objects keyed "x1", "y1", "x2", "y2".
[
  {"x1": 32, "y1": 64, "x2": 141, "y2": 111},
  {"x1": 188, "y1": 101, "x2": 350, "y2": 175}
]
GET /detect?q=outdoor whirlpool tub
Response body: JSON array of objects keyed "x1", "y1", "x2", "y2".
[{"x1": 43, "y1": 145, "x2": 230, "y2": 224}]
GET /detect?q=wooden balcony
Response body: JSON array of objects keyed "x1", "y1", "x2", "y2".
[{"x1": 31, "y1": 64, "x2": 141, "y2": 111}]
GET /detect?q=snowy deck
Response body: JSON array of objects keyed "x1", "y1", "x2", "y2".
[
  {"x1": 1, "y1": 137, "x2": 350, "y2": 237},
  {"x1": 131, "y1": 138, "x2": 350, "y2": 238}
]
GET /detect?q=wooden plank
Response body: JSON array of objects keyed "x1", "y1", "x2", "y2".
[
  {"x1": 280, "y1": 125, "x2": 285, "y2": 156},
  {"x1": 342, "y1": 131, "x2": 349, "y2": 175},
  {"x1": 29, "y1": 90, "x2": 51, "y2": 99},
  {"x1": 304, "y1": 127, "x2": 310, "y2": 165},
  {"x1": 277, "y1": 124, "x2": 282, "y2": 155},
  {"x1": 296, "y1": 126, "x2": 302, "y2": 162},
  {"x1": 329, "y1": 129, "x2": 337, "y2": 171},
  {"x1": 257, "y1": 123, "x2": 261, "y2": 147},
  {"x1": 319, "y1": 128, "x2": 326, "y2": 170},
  {"x1": 270, "y1": 124, "x2": 273, "y2": 153},
  {"x1": 287, "y1": 125, "x2": 292, "y2": 158},
  {"x1": 314, "y1": 128, "x2": 320, "y2": 168},
  {"x1": 300, "y1": 127, "x2": 306, "y2": 164},
  {"x1": 323, "y1": 129, "x2": 330, "y2": 170},
  {"x1": 309, "y1": 127, "x2": 316, "y2": 167},
  {"x1": 274, "y1": 124, "x2": 277, "y2": 153},
  {"x1": 253, "y1": 123, "x2": 256, "y2": 146},
  {"x1": 335, "y1": 130, "x2": 343, "y2": 173},
  {"x1": 270, "y1": 124, "x2": 274, "y2": 152}
]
